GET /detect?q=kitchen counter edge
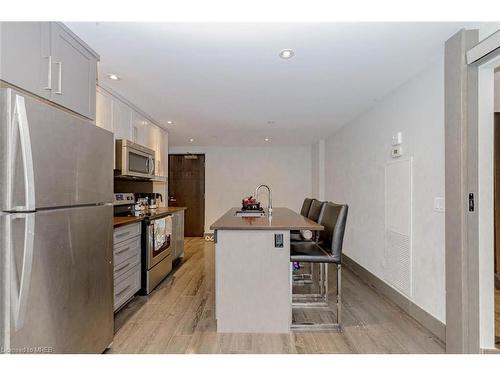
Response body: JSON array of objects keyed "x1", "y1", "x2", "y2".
[{"x1": 113, "y1": 207, "x2": 187, "y2": 228}]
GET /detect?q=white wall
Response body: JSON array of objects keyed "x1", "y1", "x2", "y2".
[
  {"x1": 311, "y1": 140, "x2": 326, "y2": 200},
  {"x1": 324, "y1": 56, "x2": 446, "y2": 322},
  {"x1": 169, "y1": 145, "x2": 312, "y2": 233}
]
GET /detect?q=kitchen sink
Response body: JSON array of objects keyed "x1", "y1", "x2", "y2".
[{"x1": 234, "y1": 210, "x2": 266, "y2": 218}]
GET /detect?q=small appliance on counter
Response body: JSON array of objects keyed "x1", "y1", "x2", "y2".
[
  {"x1": 135, "y1": 192, "x2": 164, "y2": 209},
  {"x1": 242, "y1": 196, "x2": 261, "y2": 211},
  {"x1": 235, "y1": 196, "x2": 265, "y2": 217}
]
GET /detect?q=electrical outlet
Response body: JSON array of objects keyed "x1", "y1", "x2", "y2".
[{"x1": 274, "y1": 233, "x2": 284, "y2": 248}]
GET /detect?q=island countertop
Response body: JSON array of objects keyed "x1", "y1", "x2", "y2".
[{"x1": 210, "y1": 207, "x2": 323, "y2": 231}]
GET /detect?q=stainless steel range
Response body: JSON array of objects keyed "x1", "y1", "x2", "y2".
[
  {"x1": 142, "y1": 213, "x2": 173, "y2": 294},
  {"x1": 113, "y1": 193, "x2": 173, "y2": 294}
]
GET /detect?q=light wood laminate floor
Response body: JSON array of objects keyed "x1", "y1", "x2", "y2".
[{"x1": 110, "y1": 238, "x2": 445, "y2": 354}]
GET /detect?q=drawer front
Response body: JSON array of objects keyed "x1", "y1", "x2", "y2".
[
  {"x1": 114, "y1": 253, "x2": 141, "y2": 280},
  {"x1": 114, "y1": 222, "x2": 141, "y2": 245},
  {"x1": 113, "y1": 236, "x2": 141, "y2": 266},
  {"x1": 113, "y1": 265, "x2": 140, "y2": 312}
]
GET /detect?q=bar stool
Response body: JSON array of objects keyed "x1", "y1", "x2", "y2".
[
  {"x1": 300, "y1": 198, "x2": 314, "y2": 216},
  {"x1": 290, "y1": 202, "x2": 348, "y2": 330},
  {"x1": 291, "y1": 199, "x2": 325, "y2": 243},
  {"x1": 291, "y1": 199, "x2": 327, "y2": 288}
]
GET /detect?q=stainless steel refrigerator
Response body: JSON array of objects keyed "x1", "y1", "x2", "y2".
[{"x1": 0, "y1": 85, "x2": 114, "y2": 353}]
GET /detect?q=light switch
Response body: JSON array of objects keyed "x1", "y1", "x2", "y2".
[
  {"x1": 392, "y1": 132, "x2": 403, "y2": 146},
  {"x1": 434, "y1": 197, "x2": 445, "y2": 212}
]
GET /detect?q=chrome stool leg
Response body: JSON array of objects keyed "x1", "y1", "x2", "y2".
[
  {"x1": 336, "y1": 264, "x2": 341, "y2": 325},
  {"x1": 292, "y1": 262, "x2": 329, "y2": 307},
  {"x1": 291, "y1": 262, "x2": 341, "y2": 331}
]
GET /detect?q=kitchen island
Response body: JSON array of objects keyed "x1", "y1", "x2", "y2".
[{"x1": 210, "y1": 207, "x2": 323, "y2": 333}]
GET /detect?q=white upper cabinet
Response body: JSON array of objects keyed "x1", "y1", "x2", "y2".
[
  {"x1": 131, "y1": 112, "x2": 156, "y2": 150},
  {"x1": 0, "y1": 22, "x2": 98, "y2": 120},
  {"x1": 113, "y1": 99, "x2": 133, "y2": 141},
  {"x1": 96, "y1": 87, "x2": 114, "y2": 133},
  {"x1": 0, "y1": 22, "x2": 51, "y2": 100},
  {"x1": 95, "y1": 85, "x2": 168, "y2": 178},
  {"x1": 158, "y1": 130, "x2": 169, "y2": 178},
  {"x1": 50, "y1": 23, "x2": 98, "y2": 120}
]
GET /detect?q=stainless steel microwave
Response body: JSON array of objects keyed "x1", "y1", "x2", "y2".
[{"x1": 115, "y1": 139, "x2": 155, "y2": 179}]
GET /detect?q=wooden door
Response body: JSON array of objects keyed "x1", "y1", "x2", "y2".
[
  {"x1": 168, "y1": 154, "x2": 205, "y2": 237},
  {"x1": 495, "y1": 113, "x2": 500, "y2": 346},
  {"x1": 495, "y1": 113, "x2": 500, "y2": 287}
]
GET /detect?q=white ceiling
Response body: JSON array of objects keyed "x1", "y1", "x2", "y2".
[{"x1": 67, "y1": 22, "x2": 489, "y2": 146}]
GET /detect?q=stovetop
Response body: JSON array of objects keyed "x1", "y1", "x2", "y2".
[{"x1": 114, "y1": 207, "x2": 175, "y2": 221}]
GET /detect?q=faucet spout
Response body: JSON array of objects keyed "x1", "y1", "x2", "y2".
[{"x1": 255, "y1": 184, "x2": 273, "y2": 216}]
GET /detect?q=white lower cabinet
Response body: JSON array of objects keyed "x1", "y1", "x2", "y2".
[
  {"x1": 113, "y1": 222, "x2": 142, "y2": 312},
  {"x1": 172, "y1": 210, "x2": 185, "y2": 260},
  {"x1": 114, "y1": 267, "x2": 141, "y2": 312}
]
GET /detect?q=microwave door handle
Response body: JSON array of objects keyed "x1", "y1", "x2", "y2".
[
  {"x1": 146, "y1": 157, "x2": 151, "y2": 175},
  {"x1": 150, "y1": 156, "x2": 154, "y2": 175}
]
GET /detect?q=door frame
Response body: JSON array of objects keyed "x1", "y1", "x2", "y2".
[{"x1": 445, "y1": 28, "x2": 500, "y2": 353}]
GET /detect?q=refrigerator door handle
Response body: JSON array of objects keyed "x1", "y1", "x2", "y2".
[
  {"x1": 8, "y1": 214, "x2": 35, "y2": 330},
  {"x1": 10, "y1": 96, "x2": 36, "y2": 212}
]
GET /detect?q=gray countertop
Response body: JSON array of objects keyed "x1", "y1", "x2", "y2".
[
  {"x1": 210, "y1": 207, "x2": 323, "y2": 231},
  {"x1": 113, "y1": 206, "x2": 186, "y2": 228}
]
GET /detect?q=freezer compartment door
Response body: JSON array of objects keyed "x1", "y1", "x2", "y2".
[
  {"x1": 0, "y1": 87, "x2": 113, "y2": 211},
  {"x1": 4, "y1": 205, "x2": 114, "y2": 353}
]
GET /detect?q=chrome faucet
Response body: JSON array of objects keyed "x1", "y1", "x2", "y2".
[{"x1": 255, "y1": 184, "x2": 272, "y2": 216}]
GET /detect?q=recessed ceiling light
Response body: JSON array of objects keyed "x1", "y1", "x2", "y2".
[
  {"x1": 279, "y1": 49, "x2": 295, "y2": 59},
  {"x1": 107, "y1": 73, "x2": 120, "y2": 81},
  {"x1": 265, "y1": 138, "x2": 270, "y2": 142},
  {"x1": 189, "y1": 138, "x2": 194, "y2": 142},
  {"x1": 167, "y1": 121, "x2": 173, "y2": 125}
]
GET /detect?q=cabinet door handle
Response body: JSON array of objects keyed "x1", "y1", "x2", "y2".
[
  {"x1": 44, "y1": 56, "x2": 52, "y2": 90},
  {"x1": 54, "y1": 61, "x2": 62, "y2": 95},
  {"x1": 115, "y1": 284, "x2": 132, "y2": 298},
  {"x1": 116, "y1": 231, "x2": 131, "y2": 238},
  {"x1": 115, "y1": 246, "x2": 131, "y2": 255},
  {"x1": 115, "y1": 263, "x2": 130, "y2": 274}
]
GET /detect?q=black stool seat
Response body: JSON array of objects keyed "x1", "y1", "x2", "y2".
[
  {"x1": 291, "y1": 242, "x2": 340, "y2": 264},
  {"x1": 291, "y1": 199, "x2": 326, "y2": 244}
]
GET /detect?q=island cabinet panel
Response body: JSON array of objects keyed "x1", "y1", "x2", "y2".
[{"x1": 215, "y1": 230, "x2": 292, "y2": 333}]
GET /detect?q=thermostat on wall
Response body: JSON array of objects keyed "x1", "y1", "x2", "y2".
[
  {"x1": 391, "y1": 146, "x2": 403, "y2": 158},
  {"x1": 392, "y1": 131, "x2": 403, "y2": 146}
]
